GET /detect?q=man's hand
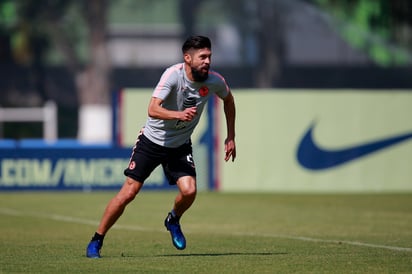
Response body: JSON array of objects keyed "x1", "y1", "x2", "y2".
[
  {"x1": 224, "y1": 139, "x2": 236, "y2": 162},
  {"x1": 179, "y1": 107, "x2": 197, "y2": 121}
]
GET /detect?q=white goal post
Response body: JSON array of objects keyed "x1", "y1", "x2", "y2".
[{"x1": 0, "y1": 101, "x2": 57, "y2": 141}]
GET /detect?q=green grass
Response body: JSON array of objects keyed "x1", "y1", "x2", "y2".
[{"x1": 1, "y1": 192, "x2": 412, "y2": 273}]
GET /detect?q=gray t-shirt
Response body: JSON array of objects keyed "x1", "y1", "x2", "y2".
[{"x1": 143, "y1": 63, "x2": 230, "y2": 147}]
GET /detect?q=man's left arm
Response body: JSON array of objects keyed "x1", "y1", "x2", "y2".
[{"x1": 223, "y1": 91, "x2": 236, "y2": 162}]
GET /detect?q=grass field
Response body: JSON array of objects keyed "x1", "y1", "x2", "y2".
[{"x1": 1, "y1": 191, "x2": 411, "y2": 273}]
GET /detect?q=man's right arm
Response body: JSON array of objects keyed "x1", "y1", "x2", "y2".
[{"x1": 148, "y1": 97, "x2": 197, "y2": 122}]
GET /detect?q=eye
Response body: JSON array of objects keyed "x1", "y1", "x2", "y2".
[{"x1": 200, "y1": 54, "x2": 211, "y2": 60}]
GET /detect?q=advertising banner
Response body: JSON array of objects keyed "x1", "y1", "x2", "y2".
[
  {"x1": 220, "y1": 89, "x2": 412, "y2": 193},
  {"x1": 3, "y1": 89, "x2": 411, "y2": 192},
  {"x1": 0, "y1": 147, "x2": 169, "y2": 191},
  {"x1": 0, "y1": 88, "x2": 216, "y2": 191}
]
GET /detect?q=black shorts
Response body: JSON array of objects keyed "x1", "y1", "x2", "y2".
[{"x1": 124, "y1": 133, "x2": 196, "y2": 185}]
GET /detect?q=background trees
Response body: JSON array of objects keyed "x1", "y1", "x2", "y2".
[
  {"x1": 1, "y1": 0, "x2": 411, "y2": 141},
  {"x1": 0, "y1": 0, "x2": 111, "y2": 141}
]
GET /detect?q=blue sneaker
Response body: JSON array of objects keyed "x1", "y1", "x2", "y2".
[
  {"x1": 164, "y1": 212, "x2": 186, "y2": 250},
  {"x1": 86, "y1": 239, "x2": 103, "y2": 258}
]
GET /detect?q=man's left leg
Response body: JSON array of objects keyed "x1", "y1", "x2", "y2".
[{"x1": 165, "y1": 176, "x2": 197, "y2": 250}]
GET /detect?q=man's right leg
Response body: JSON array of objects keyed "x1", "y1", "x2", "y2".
[{"x1": 86, "y1": 177, "x2": 143, "y2": 258}]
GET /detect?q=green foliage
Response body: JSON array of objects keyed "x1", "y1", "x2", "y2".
[
  {"x1": 0, "y1": 0, "x2": 17, "y2": 27},
  {"x1": 109, "y1": 0, "x2": 178, "y2": 24},
  {"x1": 1, "y1": 192, "x2": 411, "y2": 273},
  {"x1": 314, "y1": 0, "x2": 409, "y2": 66}
]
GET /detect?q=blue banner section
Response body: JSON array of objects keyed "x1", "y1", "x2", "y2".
[{"x1": 0, "y1": 146, "x2": 171, "y2": 191}]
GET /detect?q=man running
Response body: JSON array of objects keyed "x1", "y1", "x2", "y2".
[{"x1": 86, "y1": 35, "x2": 236, "y2": 258}]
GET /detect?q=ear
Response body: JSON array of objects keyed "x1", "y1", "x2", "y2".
[{"x1": 184, "y1": 52, "x2": 191, "y2": 63}]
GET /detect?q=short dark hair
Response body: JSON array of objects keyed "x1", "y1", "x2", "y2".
[{"x1": 182, "y1": 35, "x2": 211, "y2": 53}]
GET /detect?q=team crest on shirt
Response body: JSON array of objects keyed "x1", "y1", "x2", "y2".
[
  {"x1": 129, "y1": 161, "x2": 136, "y2": 170},
  {"x1": 199, "y1": 86, "x2": 209, "y2": 97}
]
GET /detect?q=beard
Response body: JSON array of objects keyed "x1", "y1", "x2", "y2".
[{"x1": 191, "y1": 66, "x2": 209, "y2": 82}]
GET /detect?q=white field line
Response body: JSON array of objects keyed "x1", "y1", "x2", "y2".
[
  {"x1": 230, "y1": 232, "x2": 412, "y2": 253},
  {"x1": 1, "y1": 207, "x2": 411, "y2": 253},
  {"x1": 0, "y1": 207, "x2": 153, "y2": 232}
]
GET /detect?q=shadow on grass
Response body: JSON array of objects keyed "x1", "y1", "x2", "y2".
[
  {"x1": 120, "y1": 252, "x2": 287, "y2": 258},
  {"x1": 159, "y1": 252, "x2": 287, "y2": 257}
]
